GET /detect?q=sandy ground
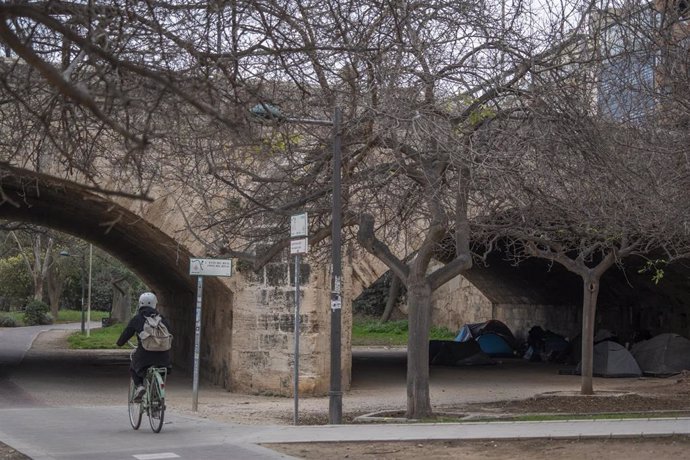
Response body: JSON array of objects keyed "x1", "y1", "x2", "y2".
[
  {"x1": 12, "y1": 329, "x2": 690, "y2": 424},
  {"x1": 7, "y1": 329, "x2": 690, "y2": 459}
]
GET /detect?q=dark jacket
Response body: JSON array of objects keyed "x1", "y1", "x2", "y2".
[{"x1": 117, "y1": 306, "x2": 171, "y2": 373}]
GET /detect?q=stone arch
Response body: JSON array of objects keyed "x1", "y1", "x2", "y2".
[{"x1": 0, "y1": 167, "x2": 234, "y2": 386}]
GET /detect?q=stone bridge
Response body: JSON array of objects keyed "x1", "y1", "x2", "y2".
[{"x1": 1, "y1": 165, "x2": 688, "y2": 396}]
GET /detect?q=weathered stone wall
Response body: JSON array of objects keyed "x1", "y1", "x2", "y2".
[
  {"x1": 229, "y1": 253, "x2": 352, "y2": 396},
  {"x1": 430, "y1": 273, "x2": 580, "y2": 342},
  {"x1": 430, "y1": 275, "x2": 493, "y2": 330},
  {"x1": 494, "y1": 303, "x2": 580, "y2": 341}
]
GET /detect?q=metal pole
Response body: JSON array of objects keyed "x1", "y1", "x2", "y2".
[
  {"x1": 294, "y1": 254, "x2": 301, "y2": 425},
  {"x1": 80, "y1": 264, "x2": 85, "y2": 334},
  {"x1": 86, "y1": 244, "x2": 92, "y2": 337},
  {"x1": 192, "y1": 275, "x2": 203, "y2": 411},
  {"x1": 329, "y1": 106, "x2": 343, "y2": 424}
]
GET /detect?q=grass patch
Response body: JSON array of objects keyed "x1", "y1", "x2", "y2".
[
  {"x1": 0, "y1": 309, "x2": 110, "y2": 326},
  {"x1": 55, "y1": 310, "x2": 109, "y2": 324},
  {"x1": 67, "y1": 323, "x2": 125, "y2": 349},
  {"x1": 352, "y1": 318, "x2": 455, "y2": 346},
  {"x1": 0, "y1": 311, "x2": 24, "y2": 326}
]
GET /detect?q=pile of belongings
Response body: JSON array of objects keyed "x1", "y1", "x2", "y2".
[{"x1": 523, "y1": 326, "x2": 570, "y2": 363}]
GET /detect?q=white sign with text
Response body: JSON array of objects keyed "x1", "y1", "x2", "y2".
[{"x1": 189, "y1": 258, "x2": 232, "y2": 277}]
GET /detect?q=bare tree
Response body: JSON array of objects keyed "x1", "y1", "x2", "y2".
[
  {"x1": 0, "y1": 0, "x2": 601, "y2": 418},
  {"x1": 11, "y1": 229, "x2": 54, "y2": 303},
  {"x1": 473, "y1": 30, "x2": 690, "y2": 393}
]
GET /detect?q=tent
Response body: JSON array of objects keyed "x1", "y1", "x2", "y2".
[
  {"x1": 631, "y1": 333, "x2": 690, "y2": 376},
  {"x1": 476, "y1": 333, "x2": 515, "y2": 357},
  {"x1": 454, "y1": 320, "x2": 518, "y2": 348},
  {"x1": 576, "y1": 341, "x2": 642, "y2": 377},
  {"x1": 429, "y1": 340, "x2": 495, "y2": 366}
]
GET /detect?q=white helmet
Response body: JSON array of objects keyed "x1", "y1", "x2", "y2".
[{"x1": 138, "y1": 292, "x2": 157, "y2": 309}]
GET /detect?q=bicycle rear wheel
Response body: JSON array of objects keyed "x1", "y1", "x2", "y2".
[
  {"x1": 128, "y1": 380, "x2": 142, "y2": 430},
  {"x1": 148, "y1": 375, "x2": 165, "y2": 433}
]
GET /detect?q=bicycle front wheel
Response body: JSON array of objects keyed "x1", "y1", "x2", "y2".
[
  {"x1": 128, "y1": 380, "x2": 142, "y2": 430},
  {"x1": 148, "y1": 376, "x2": 165, "y2": 433}
]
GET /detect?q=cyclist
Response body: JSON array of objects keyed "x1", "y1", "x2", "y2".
[{"x1": 116, "y1": 292, "x2": 172, "y2": 401}]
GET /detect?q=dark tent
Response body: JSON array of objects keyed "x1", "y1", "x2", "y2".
[
  {"x1": 454, "y1": 320, "x2": 518, "y2": 349},
  {"x1": 576, "y1": 341, "x2": 642, "y2": 377},
  {"x1": 429, "y1": 340, "x2": 494, "y2": 366},
  {"x1": 631, "y1": 333, "x2": 690, "y2": 376}
]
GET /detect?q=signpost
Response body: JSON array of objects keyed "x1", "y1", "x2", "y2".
[
  {"x1": 290, "y1": 213, "x2": 308, "y2": 425},
  {"x1": 189, "y1": 257, "x2": 232, "y2": 411}
]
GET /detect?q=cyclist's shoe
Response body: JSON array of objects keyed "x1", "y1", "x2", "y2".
[{"x1": 133, "y1": 385, "x2": 146, "y2": 402}]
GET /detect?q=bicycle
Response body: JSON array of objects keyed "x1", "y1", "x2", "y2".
[{"x1": 128, "y1": 345, "x2": 168, "y2": 433}]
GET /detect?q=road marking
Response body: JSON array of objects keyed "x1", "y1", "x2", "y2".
[{"x1": 133, "y1": 454, "x2": 180, "y2": 460}]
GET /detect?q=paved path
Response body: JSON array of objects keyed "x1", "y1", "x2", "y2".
[
  {"x1": 0, "y1": 322, "x2": 101, "y2": 372},
  {"x1": 0, "y1": 322, "x2": 101, "y2": 408},
  {"x1": 1, "y1": 406, "x2": 690, "y2": 459}
]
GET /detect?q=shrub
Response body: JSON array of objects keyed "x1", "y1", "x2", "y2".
[
  {"x1": 0, "y1": 316, "x2": 18, "y2": 327},
  {"x1": 23, "y1": 300, "x2": 53, "y2": 326}
]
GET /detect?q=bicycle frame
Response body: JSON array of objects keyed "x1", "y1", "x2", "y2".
[{"x1": 144, "y1": 367, "x2": 167, "y2": 404}]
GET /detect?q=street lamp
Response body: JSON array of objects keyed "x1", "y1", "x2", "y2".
[
  {"x1": 59, "y1": 244, "x2": 93, "y2": 335},
  {"x1": 250, "y1": 103, "x2": 344, "y2": 424}
]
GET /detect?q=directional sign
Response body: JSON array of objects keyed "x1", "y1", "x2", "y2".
[{"x1": 189, "y1": 258, "x2": 232, "y2": 277}]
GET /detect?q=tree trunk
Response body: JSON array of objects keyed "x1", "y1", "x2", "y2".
[
  {"x1": 46, "y1": 267, "x2": 64, "y2": 319},
  {"x1": 406, "y1": 280, "x2": 433, "y2": 419},
  {"x1": 580, "y1": 274, "x2": 601, "y2": 395},
  {"x1": 111, "y1": 278, "x2": 131, "y2": 323},
  {"x1": 380, "y1": 274, "x2": 401, "y2": 323}
]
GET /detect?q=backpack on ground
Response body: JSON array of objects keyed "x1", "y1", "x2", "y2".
[{"x1": 139, "y1": 314, "x2": 173, "y2": 351}]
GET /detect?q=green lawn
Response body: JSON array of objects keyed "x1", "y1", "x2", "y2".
[
  {"x1": 0, "y1": 309, "x2": 109, "y2": 327},
  {"x1": 55, "y1": 309, "x2": 109, "y2": 324},
  {"x1": 67, "y1": 323, "x2": 126, "y2": 349},
  {"x1": 352, "y1": 318, "x2": 456, "y2": 346}
]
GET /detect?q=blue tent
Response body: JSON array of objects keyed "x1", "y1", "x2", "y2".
[
  {"x1": 454, "y1": 320, "x2": 518, "y2": 349},
  {"x1": 476, "y1": 333, "x2": 514, "y2": 357}
]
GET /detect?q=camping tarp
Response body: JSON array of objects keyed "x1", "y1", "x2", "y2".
[
  {"x1": 576, "y1": 341, "x2": 642, "y2": 377},
  {"x1": 631, "y1": 333, "x2": 690, "y2": 376},
  {"x1": 429, "y1": 340, "x2": 495, "y2": 366},
  {"x1": 454, "y1": 320, "x2": 518, "y2": 348}
]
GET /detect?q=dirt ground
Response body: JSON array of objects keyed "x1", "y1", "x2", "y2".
[
  {"x1": 7, "y1": 329, "x2": 690, "y2": 459},
  {"x1": 268, "y1": 436, "x2": 690, "y2": 459},
  {"x1": 0, "y1": 442, "x2": 28, "y2": 460}
]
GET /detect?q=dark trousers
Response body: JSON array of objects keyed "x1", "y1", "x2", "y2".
[{"x1": 130, "y1": 367, "x2": 145, "y2": 386}]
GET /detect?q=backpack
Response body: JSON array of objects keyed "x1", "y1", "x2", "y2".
[{"x1": 138, "y1": 314, "x2": 173, "y2": 351}]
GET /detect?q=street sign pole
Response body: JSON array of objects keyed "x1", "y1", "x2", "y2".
[
  {"x1": 189, "y1": 257, "x2": 232, "y2": 412},
  {"x1": 293, "y1": 253, "x2": 301, "y2": 425},
  {"x1": 290, "y1": 212, "x2": 308, "y2": 426},
  {"x1": 192, "y1": 275, "x2": 203, "y2": 411}
]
